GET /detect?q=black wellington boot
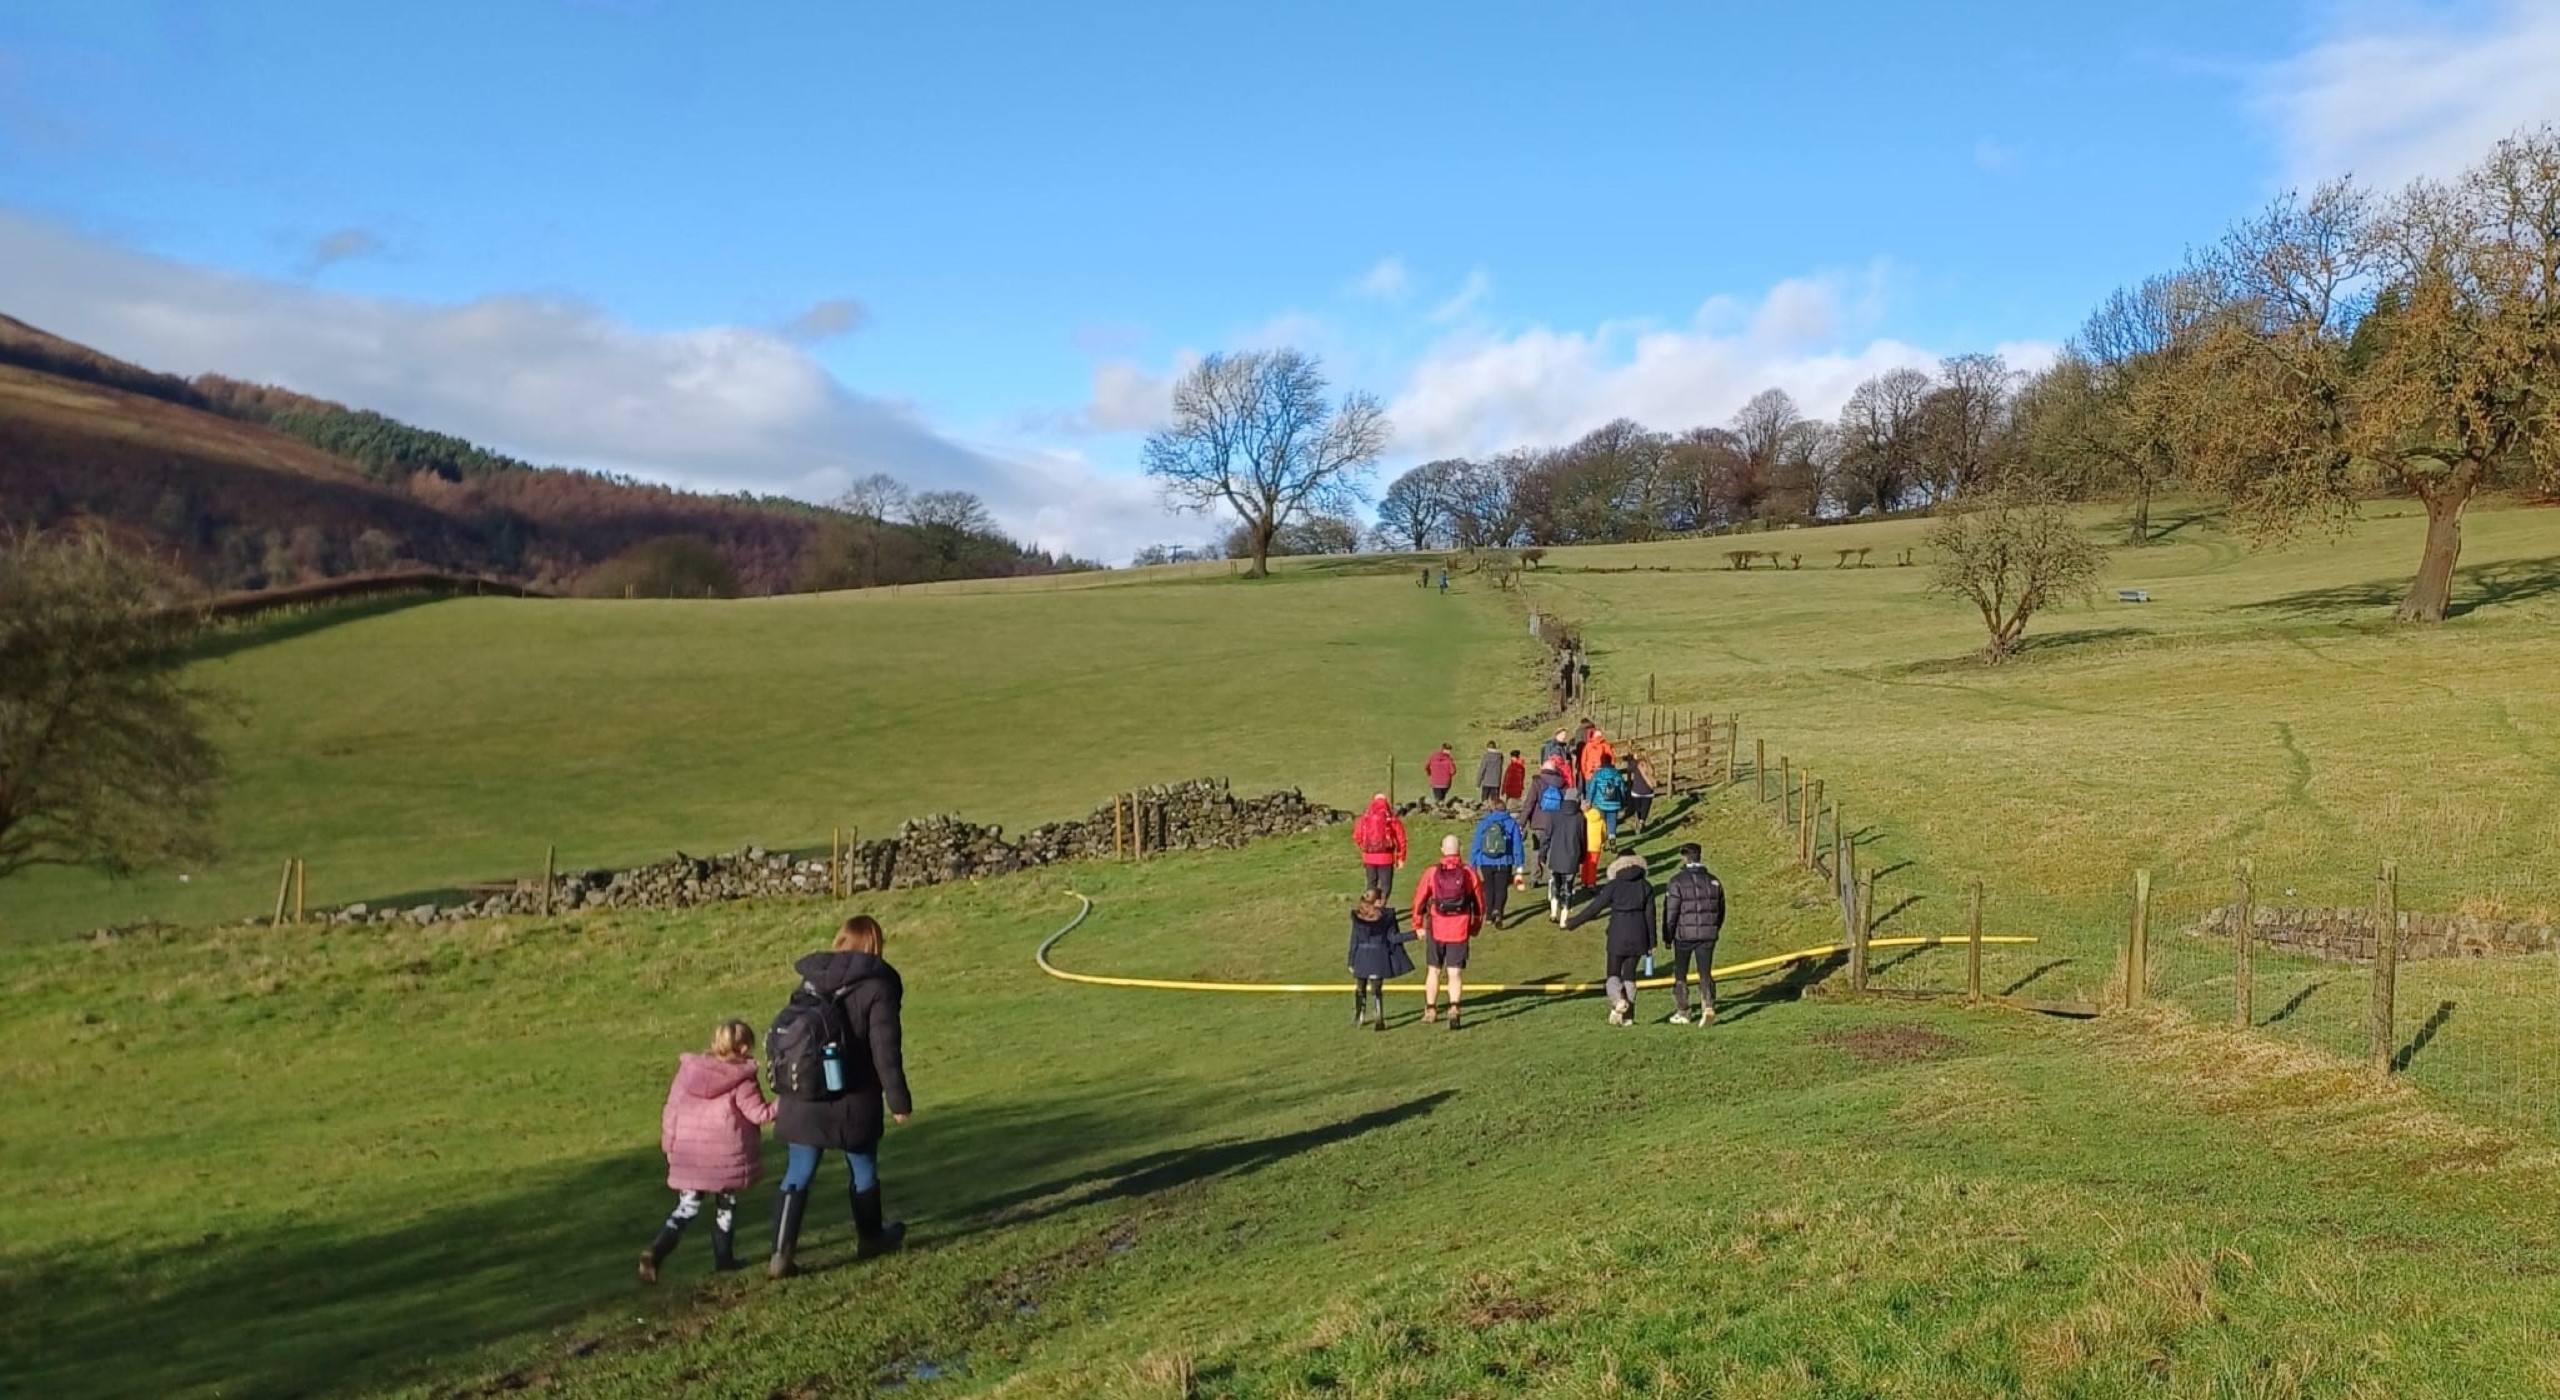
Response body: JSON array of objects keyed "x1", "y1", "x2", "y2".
[
  {"x1": 767, "y1": 1186, "x2": 808, "y2": 1279},
  {"x1": 852, "y1": 1185, "x2": 907, "y2": 1259},
  {"x1": 638, "y1": 1223, "x2": 682, "y2": 1284},
  {"x1": 710, "y1": 1217, "x2": 743, "y2": 1273}
]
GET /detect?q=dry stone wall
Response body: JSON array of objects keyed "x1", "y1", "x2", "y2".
[
  {"x1": 304, "y1": 779, "x2": 1344, "y2": 926},
  {"x1": 2191, "y1": 903, "x2": 2557, "y2": 962}
]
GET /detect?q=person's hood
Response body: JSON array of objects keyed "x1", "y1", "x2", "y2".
[
  {"x1": 1555, "y1": 797, "x2": 1583, "y2": 816},
  {"x1": 796, "y1": 949, "x2": 894, "y2": 995},
  {"x1": 672, "y1": 1052, "x2": 757, "y2": 1099},
  {"x1": 1364, "y1": 796, "x2": 1395, "y2": 818},
  {"x1": 1608, "y1": 855, "x2": 1649, "y2": 882}
]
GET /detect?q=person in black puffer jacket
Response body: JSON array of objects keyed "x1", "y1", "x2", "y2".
[
  {"x1": 769, "y1": 915, "x2": 913, "y2": 1278},
  {"x1": 1660, "y1": 843, "x2": 1727, "y2": 1025},
  {"x1": 1567, "y1": 853, "x2": 1655, "y2": 1026}
]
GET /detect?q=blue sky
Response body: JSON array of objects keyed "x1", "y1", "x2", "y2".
[{"x1": 3, "y1": 0, "x2": 2555, "y2": 560}]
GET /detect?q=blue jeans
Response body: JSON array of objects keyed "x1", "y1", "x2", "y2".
[
  {"x1": 782, "y1": 1142, "x2": 878, "y2": 1193},
  {"x1": 1599, "y1": 806, "x2": 1620, "y2": 838}
]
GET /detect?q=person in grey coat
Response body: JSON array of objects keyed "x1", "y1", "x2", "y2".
[
  {"x1": 1475, "y1": 741, "x2": 1505, "y2": 801},
  {"x1": 1567, "y1": 853, "x2": 1656, "y2": 1025},
  {"x1": 1543, "y1": 790, "x2": 1589, "y2": 925},
  {"x1": 1660, "y1": 843, "x2": 1727, "y2": 1025}
]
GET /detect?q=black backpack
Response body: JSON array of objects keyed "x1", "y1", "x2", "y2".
[{"x1": 767, "y1": 982, "x2": 850, "y2": 1101}]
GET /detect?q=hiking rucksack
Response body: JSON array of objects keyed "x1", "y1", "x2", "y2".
[
  {"x1": 1474, "y1": 819, "x2": 1512, "y2": 864},
  {"x1": 1589, "y1": 765, "x2": 1624, "y2": 805},
  {"x1": 767, "y1": 983, "x2": 849, "y2": 1101},
  {"x1": 1355, "y1": 811, "x2": 1397, "y2": 855},
  {"x1": 1429, "y1": 864, "x2": 1477, "y2": 917}
]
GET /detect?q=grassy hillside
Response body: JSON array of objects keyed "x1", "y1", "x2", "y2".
[
  {"x1": 9, "y1": 792, "x2": 2560, "y2": 1399},
  {"x1": 0, "y1": 565, "x2": 1529, "y2": 941},
  {"x1": 1530, "y1": 500, "x2": 2560, "y2": 952}
]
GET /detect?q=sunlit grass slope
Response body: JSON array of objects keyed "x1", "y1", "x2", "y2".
[
  {"x1": 1530, "y1": 499, "x2": 2560, "y2": 1002},
  {"x1": 0, "y1": 561, "x2": 1529, "y2": 941}
]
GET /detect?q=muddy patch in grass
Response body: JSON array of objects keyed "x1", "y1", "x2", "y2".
[{"x1": 1817, "y1": 1026, "x2": 1967, "y2": 1065}]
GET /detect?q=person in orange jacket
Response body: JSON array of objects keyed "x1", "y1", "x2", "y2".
[
  {"x1": 1351, "y1": 794, "x2": 1408, "y2": 899},
  {"x1": 1577, "y1": 724, "x2": 1615, "y2": 786},
  {"x1": 1410, "y1": 834, "x2": 1488, "y2": 1030}
]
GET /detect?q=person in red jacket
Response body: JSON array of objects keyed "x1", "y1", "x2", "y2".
[
  {"x1": 1501, "y1": 750, "x2": 1527, "y2": 804},
  {"x1": 1410, "y1": 834, "x2": 1488, "y2": 1031},
  {"x1": 1424, "y1": 743, "x2": 1458, "y2": 802},
  {"x1": 1351, "y1": 794, "x2": 1408, "y2": 899}
]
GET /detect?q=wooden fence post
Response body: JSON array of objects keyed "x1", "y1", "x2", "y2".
[
  {"x1": 540, "y1": 844, "x2": 557, "y2": 917},
  {"x1": 1135, "y1": 796, "x2": 1148, "y2": 861},
  {"x1": 1801, "y1": 779, "x2": 1821, "y2": 869},
  {"x1": 1388, "y1": 755, "x2": 1397, "y2": 808},
  {"x1": 1824, "y1": 800, "x2": 1839, "y2": 878},
  {"x1": 1667, "y1": 721, "x2": 1681, "y2": 790},
  {"x1": 1647, "y1": 672, "x2": 1656, "y2": 704},
  {"x1": 1967, "y1": 879, "x2": 1984, "y2": 1005},
  {"x1": 269, "y1": 858, "x2": 293, "y2": 928},
  {"x1": 2233, "y1": 858, "x2": 2255, "y2": 1028},
  {"x1": 1850, "y1": 871, "x2": 1873, "y2": 996},
  {"x1": 293, "y1": 858, "x2": 306, "y2": 925},
  {"x1": 1727, "y1": 720, "x2": 1739, "y2": 787},
  {"x1": 2127, "y1": 869, "x2": 2151, "y2": 1008},
  {"x1": 1752, "y1": 737, "x2": 1764, "y2": 797},
  {"x1": 2364, "y1": 859, "x2": 2396, "y2": 1065},
  {"x1": 831, "y1": 827, "x2": 844, "y2": 898},
  {"x1": 1778, "y1": 756, "x2": 1791, "y2": 818},
  {"x1": 1114, "y1": 794, "x2": 1127, "y2": 860}
]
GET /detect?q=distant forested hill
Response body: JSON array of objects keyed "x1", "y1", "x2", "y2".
[{"x1": 0, "y1": 313, "x2": 1088, "y2": 594}]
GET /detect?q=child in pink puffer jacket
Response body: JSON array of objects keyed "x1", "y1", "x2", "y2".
[{"x1": 639, "y1": 1019, "x2": 778, "y2": 1283}]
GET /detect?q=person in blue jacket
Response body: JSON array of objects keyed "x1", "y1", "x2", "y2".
[
  {"x1": 1585, "y1": 751, "x2": 1628, "y2": 842},
  {"x1": 1466, "y1": 799, "x2": 1525, "y2": 926}
]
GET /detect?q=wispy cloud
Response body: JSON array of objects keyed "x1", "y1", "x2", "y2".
[
  {"x1": 299, "y1": 226, "x2": 383, "y2": 276},
  {"x1": 0, "y1": 211, "x2": 1181, "y2": 562},
  {"x1": 1429, "y1": 269, "x2": 1491, "y2": 324},
  {"x1": 1352, "y1": 255, "x2": 1409, "y2": 300},
  {"x1": 780, "y1": 297, "x2": 867, "y2": 343},
  {"x1": 2257, "y1": 0, "x2": 2560, "y2": 190},
  {"x1": 1972, "y1": 137, "x2": 2019, "y2": 173}
]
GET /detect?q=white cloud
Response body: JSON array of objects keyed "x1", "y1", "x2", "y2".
[
  {"x1": 1384, "y1": 275, "x2": 1953, "y2": 459},
  {"x1": 0, "y1": 211, "x2": 1182, "y2": 563},
  {"x1": 1352, "y1": 256, "x2": 1410, "y2": 300},
  {"x1": 1429, "y1": 269, "x2": 1491, "y2": 324},
  {"x1": 2258, "y1": 0, "x2": 2560, "y2": 190},
  {"x1": 1083, "y1": 356, "x2": 1193, "y2": 433},
  {"x1": 1746, "y1": 276, "x2": 1840, "y2": 346}
]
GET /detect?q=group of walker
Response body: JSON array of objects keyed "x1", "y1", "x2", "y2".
[
  {"x1": 1350, "y1": 720, "x2": 1719, "y2": 1031},
  {"x1": 640, "y1": 914, "x2": 914, "y2": 1285}
]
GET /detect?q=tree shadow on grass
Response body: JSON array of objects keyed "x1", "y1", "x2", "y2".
[
  {"x1": 5, "y1": 1081, "x2": 1436, "y2": 1400},
  {"x1": 186, "y1": 593, "x2": 445, "y2": 663},
  {"x1": 2237, "y1": 555, "x2": 2560, "y2": 622},
  {"x1": 2014, "y1": 627, "x2": 2155, "y2": 656}
]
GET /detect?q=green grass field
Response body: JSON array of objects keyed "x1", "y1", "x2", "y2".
[
  {"x1": 0, "y1": 562, "x2": 1524, "y2": 942},
  {"x1": 12, "y1": 500, "x2": 2560, "y2": 1397},
  {"x1": 11, "y1": 793, "x2": 2560, "y2": 1399}
]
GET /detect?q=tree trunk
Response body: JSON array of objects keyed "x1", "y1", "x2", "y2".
[
  {"x1": 2395, "y1": 474, "x2": 2477, "y2": 623},
  {"x1": 1245, "y1": 515, "x2": 1276, "y2": 579},
  {"x1": 2128, "y1": 478, "x2": 2152, "y2": 546}
]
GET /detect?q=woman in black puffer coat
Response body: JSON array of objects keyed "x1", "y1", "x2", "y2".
[
  {"x1": 1566, "y1": 854, "x2": 1656, "y2": 1027},
  {"x1": 769, "y1": 915, "x2": 913, "y2": 1278}
]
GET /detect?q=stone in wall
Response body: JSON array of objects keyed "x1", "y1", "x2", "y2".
[{"x1": 2190, "y1": 903, "x2": 2557, "y2": 962}]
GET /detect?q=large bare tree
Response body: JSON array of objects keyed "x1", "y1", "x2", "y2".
[
  {"x1": 1142, "y1": 350, "x2": 1389, "y2": 578},
  {"x1": 1836, "y1": 367, "x2": 1932, "y2": 514},
  {"x1": 1374, "y1": 459, "x2": 1462, "y2": 550}
]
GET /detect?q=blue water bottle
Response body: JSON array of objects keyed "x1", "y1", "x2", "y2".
[
  {"x1": 1642, "y1": 951, "x2": 1654, "y2": 977},
  {"x1": 821, "y1": 1042, "x2": 846, "y2": 1093}
]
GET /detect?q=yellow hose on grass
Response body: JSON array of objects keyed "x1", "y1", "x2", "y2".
[{"x1": 1035, "y1": 893, "x2": 2036, "y2": 995}]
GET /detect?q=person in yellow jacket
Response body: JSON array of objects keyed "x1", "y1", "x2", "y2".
[{"x1": 1578, "y1": 799, "x2": 1607, "y2": 885}]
